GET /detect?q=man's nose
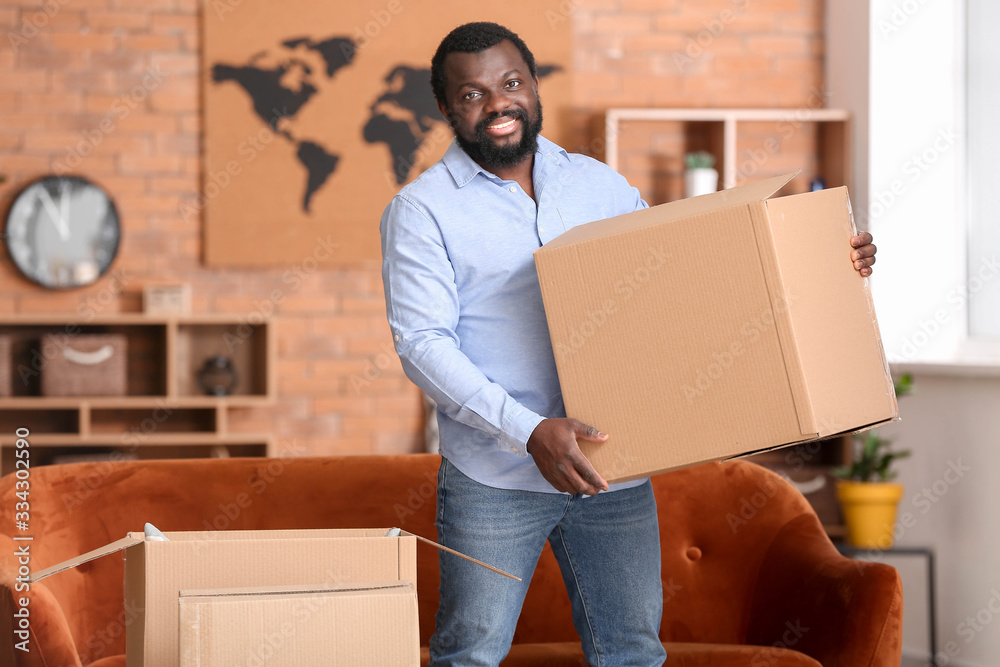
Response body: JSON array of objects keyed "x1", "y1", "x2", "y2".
[{"x1": 483, "y1": 89, "x2": 512, "y2": 117}]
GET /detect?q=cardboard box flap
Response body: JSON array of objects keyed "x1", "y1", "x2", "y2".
[
  {"x1": 764, "y1": 188, "x2": 899, "y2": 433},
  {"x1": 536, "y1": 172, "x2": 797, "y2": 252},
  {"x1": 29, "y1": 535, "x2": 142, "y2": 583},
  {"x1": 150, "y1": 528, "x2": 388, "y2": 541},
  {"x1": 179, "y1": 580, "x2": 414, "y2": 600}
]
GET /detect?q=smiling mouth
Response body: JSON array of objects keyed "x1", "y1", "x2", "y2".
[{"x1": 485, "y1": 117, "x2": 519, "y2": 137}]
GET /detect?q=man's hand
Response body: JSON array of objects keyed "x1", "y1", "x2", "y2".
[
  {"x1": 851, "y1": 232, "x2": 877, "y2": 276},
  {"x1": 527, "y1": 418, "x2": 609, "y2": 495}
]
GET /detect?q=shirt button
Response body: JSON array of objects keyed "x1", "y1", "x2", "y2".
[
  {"x1": 511, "y1": 447, "x2": 518, "y2": 453},
  {"x1": 539, "y1": 227, "x2": 545, "y2": 234},
  {"x1": 393, "y1": 334, "x2": 400, "y2": 342},
  {"x1": 509, "y1": 186, "x2": 517, "y2": 193}
]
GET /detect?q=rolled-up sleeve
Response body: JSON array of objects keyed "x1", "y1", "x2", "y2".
[{"x1": 380, "y1": 194, "x2": 544, "y2": 457}]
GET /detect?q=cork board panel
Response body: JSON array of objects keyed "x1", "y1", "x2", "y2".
[{"x1": 201, "y1": 1, "x2": 573, "y2": 267}]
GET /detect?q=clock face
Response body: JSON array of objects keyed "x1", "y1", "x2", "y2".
[{"x1": 4, "y1": 175, "x2": 121, "y2": 289}]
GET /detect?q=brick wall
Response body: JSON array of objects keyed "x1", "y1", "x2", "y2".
[{"x1": 0, "y1": 0, "x2": 823, "y2": 458}]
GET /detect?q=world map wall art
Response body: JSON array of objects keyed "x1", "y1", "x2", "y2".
[{"x1": 201, "y1": 0, "x2": 572, "y2": 267}]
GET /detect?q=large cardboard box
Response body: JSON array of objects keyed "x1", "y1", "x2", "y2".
[
  {"x1": 30, "y1": 529, "x2": 418, "y2": 667},
  {"x1": 178, "y1": 581, "x2": 419, "y2": 666},
  {"x1": 533, "y1": 173, "x2": 898, "y2": 483}
]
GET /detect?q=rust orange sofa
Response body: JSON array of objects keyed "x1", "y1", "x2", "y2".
[{"x1": 0, "y1": 455, "x2": 902, "y2": 666}]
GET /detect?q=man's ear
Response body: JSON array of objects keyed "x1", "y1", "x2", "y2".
[{"x1": 437, "y1": 99, "x2": 450, "y2": 122}]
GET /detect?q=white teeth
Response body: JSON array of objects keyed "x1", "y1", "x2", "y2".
[{"x1": 488, "y1": 118, "x2": 516, "y2": 130}]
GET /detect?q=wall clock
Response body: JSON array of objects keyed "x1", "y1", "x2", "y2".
[{"x1": 4, "y1": 175, "x2": 121, "y2": 289}]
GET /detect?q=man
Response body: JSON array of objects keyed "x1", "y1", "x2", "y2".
[{"x1": 380, "y1": 22, "x2": 877, "y2": 667}]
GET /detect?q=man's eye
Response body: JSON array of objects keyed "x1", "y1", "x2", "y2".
[
  {"x1": 463, "y1": 91, "x2": 480, "y2": 100},
  {"x1": 506, "y1": 80, "x2": 521, "y2": 89}
]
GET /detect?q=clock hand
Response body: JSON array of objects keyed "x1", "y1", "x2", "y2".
[
  {"x1": 59, "y1": 182, "x2": 71, "y2": 239},
  {"x1": 38, "y1": 187, "x2": 70, "y2": 241}
]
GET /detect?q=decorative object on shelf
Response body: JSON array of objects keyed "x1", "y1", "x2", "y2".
[
  {"x1": 0, "y1": 335, "x2": 10, "y2": 397},
  {"x1": 143, "y1": 283, "x2": 192, "y2": 315},
  {"x1": 834, "y1": 374, "x2": 913, "y2": 549},
  {"x1": 198, "y1": 356, "x2": 239, "y2": 396},
  {"x1": 810, "y1": 177, "x2": 826, "y2": 191},
  {"x1": 683, "y1": 151, "x2": 719, "y2": 198},
  {"x1": 40, "y1": 334, "x2": 127, "y2": 397},
  {"x1": 3, "y1": 175, "x2": 121, "y2": 289}
]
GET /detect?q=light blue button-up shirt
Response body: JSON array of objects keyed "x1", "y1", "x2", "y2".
[{"x1": 380, "y1": 135, "x2": 649, "y2": 493}]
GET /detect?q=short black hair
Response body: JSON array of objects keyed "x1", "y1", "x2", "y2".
[{"x1": 430, "y1": 22, "x2": 537, "y2": 106}]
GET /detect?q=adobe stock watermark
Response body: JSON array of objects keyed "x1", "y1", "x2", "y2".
[
  {"x1": 6, "y1": 0, "x2": 72, "y2": 53},
  {"x1": 545, "y1": 0, "x2": 585, "y2": 30},
  {"x1": 895, "y1": 254, "x2": 999, "y2": 360},
  {"x1": 557, "y1": 245, "x2": 669, "y2": 356},
  {"x1": 52, "y1": 67, "x2": 169, "y2": 174},
  {"x1": 217, "y1": 234, "x2": 340, "y2": 356},
  {"x1": 750, "y1": 620, "x2": 809, "y2": 666},
  {"x1": 876, "y1": 0, "x2": 932, "y2": 40},
  {"x1": 16, "y1": 271, "x2": 130, "y2": 391},
  {"x1": 855, "y1": 125, "x2": 957, "y2": 231},
  {"x1": 682, "y1": 290, "x2": 799, "y2": 403},
  {"x1": 200, "y1": 440, "x2": 308, "y2": 531},
  {"x1": 179, "y1": 106, "x2": 292, "y2": 222},
  {"x1": 856, "y1": 458, "x2": 970, "y2": 558},
  {"x1": 736, "y1": 87, "x2": 830, "y2": 183},
  {"x1": 926, "y1": 588, "x2": 1000, "y2": 667},
  {"x1": 674, "y1": 0, "x2": 750, "y2": 72}
]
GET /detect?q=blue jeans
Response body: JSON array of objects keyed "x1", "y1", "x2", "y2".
[{"x1": 429, "y1": 458, "x2": 666, "y2": 667}]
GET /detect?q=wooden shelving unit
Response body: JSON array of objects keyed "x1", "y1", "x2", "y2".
[
  {"x1": 605, "y1": 107, "x2": 851, "y2": 203},
  {"x1": 0, "y1": 314, "x2": 276, "y2": 474}
]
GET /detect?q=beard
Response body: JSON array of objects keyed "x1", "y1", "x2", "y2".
[{"x1": 450, "y1": 99, "x2": 544, "y2": 170}]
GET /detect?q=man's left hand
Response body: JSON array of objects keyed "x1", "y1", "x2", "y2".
[{"x1": 851, "y1": 232, "x2": 877, "y2": 276}]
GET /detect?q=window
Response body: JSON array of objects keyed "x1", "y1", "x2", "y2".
[{"x1": 966, "y1": 0, "x2": 1000, "y2": 338}]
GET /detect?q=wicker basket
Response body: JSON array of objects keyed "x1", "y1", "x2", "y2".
[
  {"x1": 0, "y1": 335, "x2": 10, "y2": 397},
  {"x1": 41, "y1": 334, "x2": 127, "y2": 397}
]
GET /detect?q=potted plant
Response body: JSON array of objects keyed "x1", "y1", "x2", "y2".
[
  {"x1": 834, "y1": 374, "x2": 913, "y2": 549},
  {"x1": 683, "y1": 151, "x2": 719, "y2": 198}
]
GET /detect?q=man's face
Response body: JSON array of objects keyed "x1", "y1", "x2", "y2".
[{"x1": 437, "y1": 39, "x2": 543, "y2": 170}]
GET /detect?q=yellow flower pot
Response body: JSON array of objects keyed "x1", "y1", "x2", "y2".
[{"x1": 836, "y1": 481, "x2": 904, "y2": 549}]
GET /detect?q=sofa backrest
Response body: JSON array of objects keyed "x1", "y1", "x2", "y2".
[{"x1": 0, "y1": 454, "x2": 815, "y2": 661}]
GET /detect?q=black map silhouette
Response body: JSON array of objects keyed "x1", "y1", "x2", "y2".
[{"x1": 213, "y1": 35, "x2": 562, "y2": 212}]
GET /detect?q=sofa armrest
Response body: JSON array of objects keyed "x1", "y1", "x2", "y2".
[
  {"x1": 746, "y1": 514, "x2": 903, "y2": 667},
  {"x1": 0, "y1": 533, "x2": 83, "y2": 667}
]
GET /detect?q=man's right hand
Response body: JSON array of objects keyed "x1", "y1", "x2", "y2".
[{"x1": 526, "y1": 418, "x2": 610, "y2": 495}]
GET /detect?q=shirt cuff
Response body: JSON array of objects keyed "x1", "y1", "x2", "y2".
[{"x1": 499, "y1": 407, "x2": 546, "y2": 458}]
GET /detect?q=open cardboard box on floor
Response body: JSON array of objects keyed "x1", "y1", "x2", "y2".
[
  {"x1": 29, "y1": 528, "x2": 515, "y2": 667},
  {"x1": 533, "y1": 172, "x2": 899, "y2": 484}
]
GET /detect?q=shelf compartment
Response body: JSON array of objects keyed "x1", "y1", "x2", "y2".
[
  {"x1": 0, "y1": 408, "x2": 79, "y2": 435},
  {"x1": 0, "y1": 323, "x2": 168, "y2": 397},
  {"x1": 175, "y1": 323, "x2": 271, "y2": 398},
  {"x1": 89, "y1": 407, "x2": 217, "y2": 437},
  {"x1": 1, "y1": 440, "x2": 270, "y2": 475}
]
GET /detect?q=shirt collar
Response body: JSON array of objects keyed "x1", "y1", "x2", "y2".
[{"x1": 442, "y1": 135, "x2": 569, "y2": 188}]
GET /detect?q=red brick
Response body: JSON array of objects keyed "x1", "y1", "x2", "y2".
[
  {"x1": 121, "y1": 34, "x2": 181, "y2": 51},
  {"x1": 87, "y1": 10, "x2": 150, "y2": 31},
  {"x1": 115, "y1": 0, "x2": 177, "y2": 10},
  {"x1": 150, "y1": 13, "x2": 197, "y2": 34},
  {"x1": 51, "y1": 70, "x2": 117, "y2": 93},
  {"x1": 118, "y1": 152, "x2": 182, "y2": 174},
  {"x1": 0, "y1": 70, "x2": 49, "y2": 92},
  {"x1": 49, "y1": 31, "x2": 118, "y2": 51},
  {"x1": 0, "y1": 134, "x2": 23, "y2": 150},
  {"x1": 745, "y1": 35, "x2": 811, "y2": 56},
  {"x1": 148, "y1": 92, "x2": 197, "y2": 113}
]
